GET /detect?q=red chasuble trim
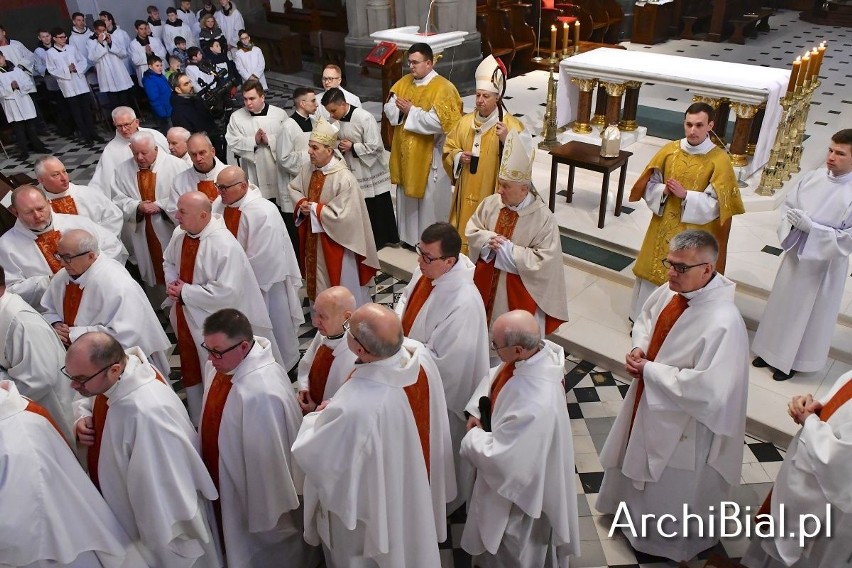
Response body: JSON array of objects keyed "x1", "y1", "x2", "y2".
[
  {"x1": 35, "y1": 230, "x2": 62, "y2": 274},
  {"x1": 63, "y1": 282, "x2": 83, "y2": 326},
  {"x1": 223, "y1": 207, "x2": 241, "y2": 237},
  {"x1": 49, "y1": 195, "x2": 79, "y2": 215},
  {"x1": 308, "y1": 344, "x2": 334, "y2": 408},
  {"x1": 489, "y1": 361, "x2": 517, "y2": 410},
  {"x1": 404, "y1": 366, "x2": 431, "y2": 479},
  {"x1": 137, "y1": 170, "x2": 166, "y2": 285},
  {"x1": 25, "y1": 400, "x2": 69, "y2": 447},
  {"x1": 196, "y1": 180, "x2": 219, "y2": 201},
  {"x1": 175, "y1": 236, "x2": 202, "y2": 387},
  {"x1": 400, "y1": 276, "x2": 433, "y2": 336},
  {"x1": 200, "y1": 371, "x2": 233, "y2": 548}
]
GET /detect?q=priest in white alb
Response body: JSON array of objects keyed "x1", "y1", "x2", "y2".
[
  {"x1": 41, "y1": 229, "x2": 171, "y2": 373},
  {"x1": 596, "y1": 230, "x2": 749, "y2": 562},
  {"x1": 112, "y1": 131, "x2": 187, "y2": 288},
  {"x1": 462, "y1": 310, "x2": 580, "y2": 565},
  {"x1": 170, "y1": 132, "x2": 227, "y2": 217},
  {"x1": 395, "y1": 222, "x2": 490, "y2": 512},
  {"x1": 213, "y1": 165, "x2": 304, "y2": 371}
]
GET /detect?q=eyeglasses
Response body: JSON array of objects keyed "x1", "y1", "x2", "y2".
[
  {"x1": 342, "y1": 319, "x2": 371, "y2": 354},
  {"x1": 61, "y1": 361, "x2": 119, "y2": 385},
  {"x1": 114, "y1": 120, "x2": 137, "y2": 130},
  {"x1": 661, "y1": 259, "x2": 709, "y2": 274},
  {"x1": 53, "y1": 251, "x2": 89, "y2": 263},
  {"x1": 201, "y1": 340, "x2": 246, "y2": 359},
  {"x1": 415, "y1": 243, "x2": 450, "y2": 264},
  {"x1": 215, "y1": 180, "x2": 244, "y2": 192},
  {"x1": 408, "y1": 59, "x2": 427, "y2": 66},
  {"x1": 490, "y1": 340, "x2": 519, "y2": 352},
  {"x1": 321, "y1": 76, "x2": 340, "y2": 82}
]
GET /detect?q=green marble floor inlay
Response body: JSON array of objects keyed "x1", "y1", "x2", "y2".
[{"x1": 561, "y1": 234, "x2": 635, "y2": 272}]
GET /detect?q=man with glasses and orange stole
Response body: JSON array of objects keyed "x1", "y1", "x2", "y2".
[
  {"x1": 0, "y1": 186, "x2": 125, "y2": 309},
  {"x1": 41, "y1": 230, "x2": 171, "y2": 373},
  {"x1": 596, "y1": 230, "x2": 749, "y2": 563},
  {"x1": 163, "y1": 191, "x2": 279, "y2": 424},
  {"x1": 289, "y1": 118, "x2": 379, "y2": 307},
  {"x1": 212, "y1": 165, "x2": 304, "y2": 373},
  {"x1": 112, "y1": 131, "x2": 187, "y2": 288},
  {"x1": 384, "y1": 42, "x2": 462, "y2": 249},
  {"x1": 89, "y1": 106, "x2": 169, "y2": 195},
  {"x1": 466, "y1": 130, "x2": 569, "y2": 335},
  {"x1": 199, "y1": 309, "x2": 321, "y2": 568},
  {"x1": 67, "y1": 332, "x2": 223, "y2": 567},
  {"x1": 169, "y1": 133, "x2": 228, "y2": 218},
  {"x1": 394, "y1": 222, "x2": 489, "y2": 513}
]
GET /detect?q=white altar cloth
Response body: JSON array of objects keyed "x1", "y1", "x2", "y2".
[{"x1": 557, "y1": 49, "x2": 790, "y2": 176}]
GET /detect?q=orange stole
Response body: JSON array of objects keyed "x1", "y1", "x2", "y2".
[
  {"x1": 223, "y1": 207, "x2": 241, "y2": 237},
  {"x1": 756, "y1": 378, "x2": 852, "y2": 517},
  {"x1": 35, "y1": 230, "x2": 62, "y2": 274},
  {"x1": 628, "y1": 294, "x2": 689, "y2": 436},
  {"x1": 175, "y1": 236, "x2": 203, "y2": 387},
  {"x1": 25, "y1": 400, "x2": 68, "y2": 446},
  {"x1": 404, "y1": 366, "x2": 431, "y2": 478},
  {"x1": 489, "y1": 361, "x2": 517, "y2": 409},
  {"x1": 308, "y1": 344, "x2": 334, "y2": 406},
  {"x1": 137, "y1": 169, "x2": 166, "y2": 285},
  {"x1": 200, "y1": 371, "x2": 233, "y2": 546},
  {"x1": 63, "y1": 282, "x2": 83, "y2": 325},
  {"x1": 400, "y1": 276, "x2": 433, "y2": 335},
  {"x1": 49, "y1": 195, "x2": 78, "y2": 215},
  {"x1": 197, "y1": 180, "x2": 219, "y2": 201}
]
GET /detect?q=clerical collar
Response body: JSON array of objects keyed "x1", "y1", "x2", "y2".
[
  {"x1": 506, "y1": 191, "x2": 533, "y2": 212},
  {"x1": 72, "y1": 27, "x2": 88, "y2": 35},
  {"x1": 148, "y1": 17, "x2": 162, "y2": 26},
  {"x1": 315, "y1": 156, "x2": 340, "y2": 174},
  {"x1": 194, "y1": 164, "x2": 216, "y2": 176},
  {"x1": 166, "y1": 19, "x2": 184, "y2": 27},
  {"x1": 0, "y1": 62, "x2": 12, "y2": 72},
  {"x1": 413, "y1": 69, "x2": 437, "y2": 86},
  {"x1": 292, "y1": 111, "x2": 312, "y2": 132},
  {"x1": 250, "y1": 103, "x2": 270, "y2": 117},
  {"x1": 339, "y1": 104, "x2": 356, "y2": 122},
  {"x1": 136, "y1": 36, "x2": 150, "y2": 46},
  {"x1": 221, "y1": 2, "x2": 234, "y2": 15},
  {"x1": 680, "y1": 136, "x2": 715, "y2": 155},
  {"x1": 30, "y1": 219, "x2": 54, "y2": 235},
  {"x1": 682, "y1": 271, "x2": 720, "y2": 300},
  {"x1": 325, "y1": 329, "x2": 345, "y2": 341}
]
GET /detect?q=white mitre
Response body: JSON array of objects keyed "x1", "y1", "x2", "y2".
[
  {"x1": 310, "y1": 116, "x2": 339, "y2": 147},
  {"x1": 498, "y1": 129, "x2": 533, "y2": 182},
  {"x1": 475, "y1": 54, "x2": 506, "y2": 95}
]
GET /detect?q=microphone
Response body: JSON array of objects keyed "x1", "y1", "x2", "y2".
[{"x1": 709, "y1": 129, "x2": 748, "y2": 189}]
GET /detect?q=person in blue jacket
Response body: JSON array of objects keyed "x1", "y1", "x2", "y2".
[{"x1": 142, "y1": 54, "x2": 172, "y2": 134}]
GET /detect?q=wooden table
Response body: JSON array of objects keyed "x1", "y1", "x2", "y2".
[{"x1": 548, "y1": 141, "x2": 633, "y2": 228}]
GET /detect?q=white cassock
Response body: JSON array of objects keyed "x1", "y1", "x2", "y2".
[
  {"x1": 333, "y1": 106, "x2": 390, "y2": 199},
  {"x1": 107, "y1": 26, "x2": 136, "y2": 77},
  {"x1": 200, "y1": 338, "x2": 320, "y2": 568},
  {"x1": 233, "y1": 46, "x2": 267, "y2": 89},
  {"x1": 225, "y1": 104, "x2": 289, "y2": 207},
  {"x1": 163, "y1": 21, "x2": 196, "y2": 51},
  {"x1": 0, "y1": 214, "x2": 127, "y2": 309},
  {"x1": 383, "y1": 71, "x2": 454, "y2": 246},
  {"x1": 178, "y1": 8, "x2": 202, "y2": 43},
  {"x1": 213, "y1": 185, "x2": 304, "y2": 370},
  {"x1": 0, "y1": 380, "x2": 148, "y2": 568},
  {"x1": 169, "y1": 158, "x2": 228, "y2": 218},
  {"x1": 69, "y1": 28, "x2": 91, "y2": 64},
  {"x1": 45, "y1": 44, "x2": 89, "y2": 98},
  {"x1": 40, "y1": 255, "x2": 172, "y2": 373},
  {"x1": 73, "y1": 348, "x2": 223, "y2": 568},
  {"x1": 87, "y1": 37, "x2": 134, "y2": 92},
  {"x1": 44, "y1": 182, "x2": 124, "y2": 239},
  {"x1": 296, "y1": 333, "x2": 357, "y2": 403},
  {"x1": 112, "y1": 153, "x2": 188, "y2": 286},
  {"x1": 89, "y1": 127, "x2": 170, "y2": 196},
  {"x1": 0, "y1": 40, "x2": 35, "y2": 77},
  {"x1": 0, "y1": 291, "x2": 74, "y2": 445},
  {"x1": 275, "y1": 114, "x2": 311, "y2": 198},
  {"x1": 597, "y1": 275, "x2": 749, "y2": 562},
  {"x1": 215, "y1": 7, "x2": 245, "y2": 48},
  {"x1": 315, "y1": 87, "x2": 362, "y2": 121},
  {"x1": 394, "y1": 255, "x2": 490, "y2": 511},
  {"x1": 0, "y1": 65, "x2": 37, "y2": 122},
  {"x1": 752, "y1": 168, "x2": 852, "y2": 375},
  {"x1": 129, "y1": 37, "x2": 167, "y2": 83},
  {"x1": 291, "y1": 346, "x2": 442, "y2": 568},
  {"x1": 461, "y1": 341, "x2": 581, "y2": 566},
  {"x1": 741, "y1": 370, "x2": 852, "y2": 568}
]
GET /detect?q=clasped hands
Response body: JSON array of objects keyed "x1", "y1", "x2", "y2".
[
  {"x1": 166, "y1": 279, "x2": 185, "y2": 302},
  {"x1": 297, "y1": 390, "x2": 329, "y2": 413},
  {"x1": 625, "y1": 347, "x2": 648, "y2": 379},
  {"x1": 786, "y1": 208, "x2": 813, "y2": 233},
  {"x1": 394, "y1": 96, "x2": 413, "y2": 114},
  {"x1": 486, "y1": 234, "x2": 510, "y2": 250},
  {"x1": 788, "y1": 394, "x2": 822, "y2": 425},
  {"x1": 663, "y1": 178, "x2": 687, "y2": 199},
  {"x1": 51, "y1": 321, "x2": 71, "y2": 346},
  {"x1": 137, "y1": 200, "x2": 161, "y2": 216}
]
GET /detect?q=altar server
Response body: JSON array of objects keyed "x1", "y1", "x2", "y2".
[{"x1": 88, "y1": 20, "x2": 134, "y2": 111}]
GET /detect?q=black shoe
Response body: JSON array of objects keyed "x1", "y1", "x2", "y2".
[
  {"x1": 773, "y1": 369, "x2": 797, "y2": 381},
  {"x1": 752, "y1": 357, "x2": 769, "y2": 368}
]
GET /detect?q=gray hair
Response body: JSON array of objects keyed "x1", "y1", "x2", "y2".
[
  {"x1": 168, "y1": 126, "x2": 191, "y2": 141},
  {"x1": 111, "y1": 106, "x2": 136, "y2": 122},
  {"x1": 669, "y1": 230, "x2": 719, "y2": 263},
  {"x1": 188, "y1": 132, "x2": 215, "y2": 148},
  {"x1": 74, "y1": 232, "x2": 100, "y2": 255},
  {"x1": 354, "y1": 319, "x2": 403, "y2": 358},
  {"x1": 34, "y1": 155, "x2": 61, "y2": 178},
  {"x1": 503, "y1": 326, "x2": 541, "y2": 350},
  {"x1": 129, "y1": 131, "x2": 156, "y2": 148}
]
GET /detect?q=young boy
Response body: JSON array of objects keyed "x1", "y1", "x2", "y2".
[
  {"x1": 166, "y1": 55, "x2": 182, "y2": 79},
  {"x1": 172, "y1": 36, "x2": 189, "y2": 70},
  {"x1": 142, "y1": 54, "x2": 172, "y2": 133}
]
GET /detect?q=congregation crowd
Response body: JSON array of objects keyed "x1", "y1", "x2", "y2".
[{"x1": 1, "y1": 4, "x2": 852, "y2": 567}]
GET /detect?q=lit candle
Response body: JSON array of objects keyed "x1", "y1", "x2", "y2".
[
  {"x1": 798, "y1": 51, "x2": 810, "y2": 87},
  {"x1": 562, "y1": 22, "x2": 569, "y2": 55},
  {"x1": 574, "y1": 21, "x2": 581, "y2": 52},
  {"x1": 550, "y1": 25, "x2": 557, "y2": 58},
  {"x1": 813, "y1": 45, "x2": 824, "y2": 80},
  {"x1": 787, "y1": 57, "x2": 800, "y2": 93}
]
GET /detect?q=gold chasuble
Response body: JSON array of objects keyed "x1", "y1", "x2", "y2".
[
  {"x1": 388, "y1": 74, "x2": 462, "y2": 199},
  {"x1": 49, "y1": 195, "x2": 79, "y2": 215},
  {"x1": 629, "y1": 140, "x2": 743, "y2": 285}
]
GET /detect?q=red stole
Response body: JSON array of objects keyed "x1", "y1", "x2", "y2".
[
  {"x1": 223, "y1": 207, "x2": 241, "y2": 237},
  {"x1": 63, "y1": 282, "x2": 83, "y2": 326},
  {"x1": 196, "y1": 180, "x2": 219, "y2": 201},
  {"x1": 49, "y1": 195, "x2": 78, "y2": 215},
  {"x1": 472, "y1": 208, "x2": 563, "y2": 334},
  {"x1": 24, "y1": 400, "x2": 68, "y2": 447},
  {"x1": 138, "y1": 169, "x2": 166, "y2": 285},
  {"x1": 490, "y1": 361, "x2": 517, "y2": 409},
  {"x1": 628, "y1": 294, "x2": 689, "y2": 436},
  {"x1": 401, "y1": 276, "x2": 433, "y2": 335},
  {"x1": 35, "y1": 230, "x2": 62, "y2": 274},
  {"x1": 307, "y1": 344, "x2": 334, "y2": 407},
  {"x1": 175, "y1": 236, "x2": 202, "y2": 387},
  {"x1": 200, "y1": 371, "x2": 233, "y2": 545},
  {"x1": 404, "y1": 366, "x2": 431, "y2": 478}
]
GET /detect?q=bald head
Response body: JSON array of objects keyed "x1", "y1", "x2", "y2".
[
  {"x1": 175, "y1": 191, "x2": 213, "y2": 234},
  {"x1": 492, "y1": 310, "x2": 541, "y2": 362},
  {"x1": 11, "y1": 186, "x2": 52, "y2": 231},
  {"x1": 216, "y1": 165, "x2": 249, "y2": 204},
  {"x1": 348, "y1": 303, "x2": 403, "y2": 360},
  {"x1": 313, "y1": 286, "x2": 356, "y2": 337},
  {"x1": 65, "y1": 331, "x2": 127, "y2": 396}
]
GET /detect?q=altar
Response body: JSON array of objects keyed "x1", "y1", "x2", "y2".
[{"x1": 556, "y1": 49, "x2": 790, "y2": 177}]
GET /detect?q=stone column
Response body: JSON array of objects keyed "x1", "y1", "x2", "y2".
[
  {"x1": 366, "y1": 0, "x2": 393, "y2": 34},
  {"x1": 601, "y1": 81, "x2": 626, "y2": 126},
  {"x1": 592, "y1": 83, "x2": 608, "y2": 126},
  {"x1": 730, "y1": 102, "x2": 760, "y2": 167},
  {"x1": 619, "y1": 80, "x2": 642, "y2": 131},
  {"x1": 571, "y1": 77, "x2": 597, "y2": 134}
]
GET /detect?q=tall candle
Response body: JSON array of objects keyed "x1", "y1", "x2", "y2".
[
  {"x1": 797, "y1": 52, "x2": 809, "y2": 88},
  {"x1": 574, "y1": 21, "x2": 580, "y2": 50},
  {"x1": 550, "y1": 25, "x2": 557, "y2": 58},
  {"x1": 787, "y1": 57, "x2": 800, "y2": 93},
  {"x1": 811, "y1": 46, "x2": 822, "y2": 80},
  {"x1": 562, "y1": 22, "x2": 569, "y2": 54}
]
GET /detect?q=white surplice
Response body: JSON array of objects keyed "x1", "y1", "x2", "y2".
[
  {"x1": 291, "y1": 345, "x2": 442, "y2": 568},
  {"x1": 752, "y1": 168, "x2": 852, "y2": 374},
  {"x1": 44, "y1": 182, "x2": 124, "y2": 239},
  {"x1": 77, "y1": 349, "x2": 223, "y2": 568},
  {"x1": 200, "y1": 338, "x2": 319, "y2": 568},
  {"x1": 112, "y1": 153, "x2": 187, "y2": 286},
  {"x1": 45, "y1": 44, "x2": 89, "y2": 98},
  {"x1": 233, "y1": 46, "x2": 267, "y2": 89},
  {"x1": 40, "y1": 255, "x2": 171, "y2": 373},
  {"x1": 597, "y1": 275, "x2": 750, "y2": 562},
  {"x1": 226, "y1": 104, "x2": 289, "y2": 205},
  {"x1": 461, "y1": 341, "x2": 580, "y2": 566},
  {"x1": 275, "y1": 114, "x2": 311, "y2": 202},
  {"x1": 333, "y1": 106, "x2": 391, "y2": 199},
  {"x1": 163, "y1": 21, "x2": 196, "y2": 51},
  {"x1": 296, "y1": 333, "x2": 357, "y2": 402},
  {"x1": 129, "y1": 36, "x2": 167, "y2": 83},
  {"x1": 169, "y1": 158, "x2": 228, "y2": 218},
  {"x1": 212, "y1": 186, "x2": 304, "y2": 370},
  {"x1": 0, "y1": 291, "x2": 74, "y2": 445},
  {"x1": 0, "y1": 214, "x2": 126, "y2": 309},
  {"x1": 0, "y1": 65, "x2": 37, "y2": 121},
  {"x1": 214, "y1": 5, "x2": 245, "y2": 48},
  {"x1": 0, "y1": 380, "x2": 148, "y2": 568},
  {"x1": 394, "y1": 255, "x2": 489, "y2": 510},
  {"x1": 89, "y1": 128, "x2": 170, "y2": 196},
  {"x1": 741, "y1": 370, "x2": 852, "y2": 568},
  {"x1": 0, "y1": 39, "x2": 35, "y2": 77},
  {"x1": 87, "y1": 37, "x2": 134, "y2": 92}
]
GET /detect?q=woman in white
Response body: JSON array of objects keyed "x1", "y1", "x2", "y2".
[{"x1": 233, "y1": 30, "x2": 266, "y2": 89}]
